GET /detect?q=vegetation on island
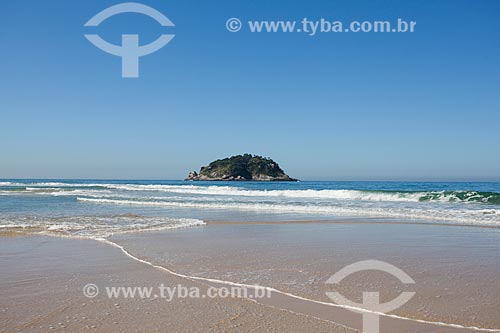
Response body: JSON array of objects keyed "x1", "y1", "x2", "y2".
[{"x1": 186, "y1": 154, "x2": 298, "y2": 181}]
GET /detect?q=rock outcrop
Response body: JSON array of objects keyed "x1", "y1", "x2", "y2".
[{"x1": 185, "y1": 154, "x2": 297, "y2": 181}]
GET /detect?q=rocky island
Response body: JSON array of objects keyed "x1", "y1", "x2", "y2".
[{"x1": 186, "y1": 154, "x2": 298, "y2": 181}]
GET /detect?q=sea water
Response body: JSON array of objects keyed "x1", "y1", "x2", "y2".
[{"x1": 1, "y1": 180, "x2": 499, "y2": 237}]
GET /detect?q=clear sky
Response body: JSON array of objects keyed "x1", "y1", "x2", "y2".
[{"x1": 1, "y1": 0, "x2": 499, "y2": 181}]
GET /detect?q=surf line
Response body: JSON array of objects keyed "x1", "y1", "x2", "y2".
[{"x1": 98, "y1": 238, "x2": 500, "y2": 333}]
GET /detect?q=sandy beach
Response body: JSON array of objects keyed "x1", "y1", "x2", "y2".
[
  {"x1": 2, "y1": 220, "x2": 500, "y2": 332},
  {"x1": 0, "y1": 233, "x2": 353, "y2": 332},
  {"x1": 3, "y1": 0, "x2": 500, "y2": 330}
]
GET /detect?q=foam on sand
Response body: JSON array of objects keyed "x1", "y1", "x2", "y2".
[
  {"x1": 99, "y1": 237, "x2": 500, "y2": 332},
  {"x1": 0, "y1": 215, "x2": 205, "y2": 238}
]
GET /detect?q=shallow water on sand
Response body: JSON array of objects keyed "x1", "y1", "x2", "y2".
[{"x1": 112, "y1": 222, "x2": 500, "y2": 330}]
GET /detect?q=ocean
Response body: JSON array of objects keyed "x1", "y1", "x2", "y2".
[{"x1": 1, "y1": 180, "x2": 499, "y2": 238}]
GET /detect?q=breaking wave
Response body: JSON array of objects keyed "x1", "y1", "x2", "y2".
[
  {"x1": 1, "y1": 182, "x2": 500, "y2": 204},
  {"x1": 2, "y1": 180, "x2": 500, "y2": 226}
]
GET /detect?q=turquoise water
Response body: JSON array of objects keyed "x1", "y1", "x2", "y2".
[{"x1": 1, "y1": 180, "x2": 500, "y2": 237}]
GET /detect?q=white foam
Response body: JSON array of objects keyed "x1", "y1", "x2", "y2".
[
  {"x1": 77, "y1": 197, "x2": 500, "y2": 226},
  {"x1": 0, "y1": 215, "x2": 205, "y2": 238},
  {"x1": 103, "y1": 184, "x2": 424, "y2": 202},
  {"x1": 0, "y1": 182, "x2": 105, "y2": 187}
]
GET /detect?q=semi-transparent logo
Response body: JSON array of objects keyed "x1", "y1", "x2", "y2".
[
  {"x1": 84, "y1": 2, "x2": 175, "y2": 78},
  {"x1": 326, "y1": 260, "x2": 415, "y2": 333}
]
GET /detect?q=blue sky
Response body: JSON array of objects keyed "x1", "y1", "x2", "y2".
[{"x1": 1, "y1": 0, "x2": 499, "y2": 180}]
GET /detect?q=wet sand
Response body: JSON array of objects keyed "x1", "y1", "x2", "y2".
[
  {"x1": 112, "y1": 221, "x2": 500, "y2": 331},
  {"x1": 1, "y1": 221, "x2": 500, "y2": 332},
  {"x1": 0, "y1": 235, "x2": 354, "y2": 332}
]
